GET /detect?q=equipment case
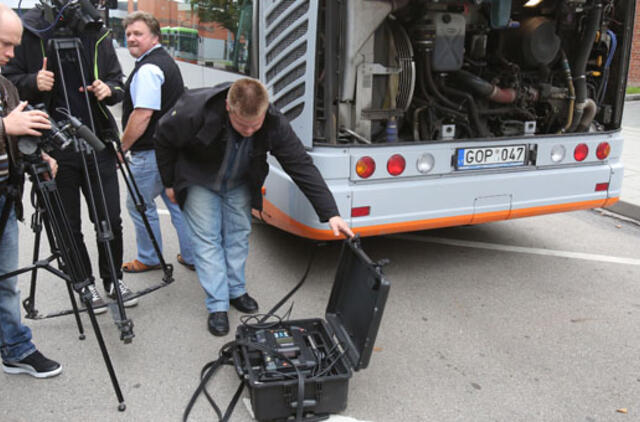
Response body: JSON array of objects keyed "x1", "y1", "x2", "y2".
[{"x1": 234, "y1": 237, "x2": 390, "y2": 421}]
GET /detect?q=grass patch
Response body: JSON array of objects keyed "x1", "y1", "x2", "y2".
[{"x1": 627, "y1": 86, "x2": 640, "y2": 94}]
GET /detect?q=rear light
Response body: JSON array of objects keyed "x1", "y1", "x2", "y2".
[
  {"x1": 550, "y1": 145, "x2": 565, "y2": 163},
  {"x1": 574, "y1": 143, "x2": 588, "y2": 161},
  {"x1": 355, "y1": 156, "x2": 375, "y2": 178},
  {"x1": 595, "y1": 183, "x2": 609, "y2": 192},
  {"x1": 417, "y1": 153, "x2": 435, "y2": 173},
  {"x1": 596, "y1": 142, "x2": 610, "y2": 160},
  {"x1": 387, "y1": 154, "x2": 406, "y2": 176},
  {"x1": 351, "y1": 206, "x2": 370, "y2": 217}
]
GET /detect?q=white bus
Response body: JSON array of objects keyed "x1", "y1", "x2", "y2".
[{"x1": 164, "y1": 0, "x2": 636, "y2": 240}]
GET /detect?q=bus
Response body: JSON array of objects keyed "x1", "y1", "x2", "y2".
[
  {"x1": 160, "y1": 26, "x2": 199, "y2": 64},
  {"x1": 221, "y1": 0, "x2": 634, "y2": 240}
]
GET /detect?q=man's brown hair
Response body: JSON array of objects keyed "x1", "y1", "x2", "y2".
[
  {"x1": 122, "y1": 11, "x2": 161, "y2": 40},
  {"x1": 227, "y1": 78, "x2": 269, "y2": 118}
]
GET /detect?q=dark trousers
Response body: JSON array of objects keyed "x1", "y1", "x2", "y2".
[{"x1": 53, "y1": 148, "x2": 123, "y2": 290}]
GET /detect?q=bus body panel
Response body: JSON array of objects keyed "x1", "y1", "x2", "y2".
[{"x1": 259, "y1": 133, "x2": 622, "y2": 240}]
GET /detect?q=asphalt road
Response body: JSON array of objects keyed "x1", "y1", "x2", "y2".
[{"x1": 1, "y1": 185, "x2": 639, "y2": 421}]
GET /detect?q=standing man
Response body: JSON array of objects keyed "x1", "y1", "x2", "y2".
[
  {"x1": 155, "y1": 79, "x2": 354, "y2": 336},
  {"x1": 3, "y1": 2, "x2": 135, "y2": 311},
  {"x1": 0, "y1": 4, "x2": 61, "y2": 378},
  {"x1": 120, "y1": 12, "x2": 193, "y2": 274}
]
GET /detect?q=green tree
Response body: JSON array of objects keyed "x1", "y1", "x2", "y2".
[{"x1": 190, "y1": 0, "x2": 241, "y2": 36}]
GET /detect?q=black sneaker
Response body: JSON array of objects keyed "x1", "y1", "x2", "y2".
[
  {"x1": 87, "y1": 284, "x2": 107, "y2": 315},
  {"x1": 2, "y1": 350, "x2": 62, "y2": 378},
  {"x1": 107, "y1": 280, "x2": 139, "y2": 307}
]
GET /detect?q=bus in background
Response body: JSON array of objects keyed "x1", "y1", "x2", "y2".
[{"x1": 160, "y1": 26, "x2": 199, "y2": 64}]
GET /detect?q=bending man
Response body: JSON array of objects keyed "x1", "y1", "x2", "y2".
[{"x1": 155, "y1": 79, "x2": 353, "y2": 336}]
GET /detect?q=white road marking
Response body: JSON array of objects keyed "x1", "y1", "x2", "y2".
[{"x1": 390, "y1": 234, "x2": 640, "y2": 266}]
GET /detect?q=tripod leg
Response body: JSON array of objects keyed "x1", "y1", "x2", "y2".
[
  {"x1": 81, "y1": 288, "x2": 126, "y2": 411},
  {"x1": 65, "y1": 280, "x2": 85, "y2": 340},
  {"x1": 112, "y1": 143, "x2": 173, "y2": 281},
  {"x1": 23, "y1": 209, "x2": 43, "y2": 318}
]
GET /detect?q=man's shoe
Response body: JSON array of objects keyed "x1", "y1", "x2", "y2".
[
  {"x1": 208, "y1": 312, "x2": 229, "y2": 336},
  {"x1": 87, "y1": 284, "x2": 107, "y2": 315},
  {"x1": 230, "y1": 293, "x2": 259, "y2": 314},
  {"x1": 107, "y1": 280, "x2": 139, "y2": 307},
  {"x1": 2, "y1": 350, "x2": 62, "y2": 378}
]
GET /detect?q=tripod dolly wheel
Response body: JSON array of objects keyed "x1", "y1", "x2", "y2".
[{"x1": 118, "y1": 402, "x2": 126, "y2": 412}]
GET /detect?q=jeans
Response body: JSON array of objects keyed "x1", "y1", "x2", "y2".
[
  {"x1": 0, "y1": 195, "x2": 35, "y2": 362},
  {"x1": 182, "y1": 184, "x2": 252, "y2": 312},
  {"x1": 53, "y1": 149, "x2": 123, "y2": 290},
  {"x1": 125, "y1": 149, "x2": 193, "y2": 266}
]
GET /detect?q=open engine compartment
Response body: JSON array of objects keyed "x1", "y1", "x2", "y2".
[{"x1": 316, "y1": 0, "x2": 635, "y2": 144}]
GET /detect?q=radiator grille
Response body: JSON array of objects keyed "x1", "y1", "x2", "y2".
[
  {"x1": 266, "y1": 1, "x2": 310, "y2": 46},
  {"x1": 266, "y1": 42, "x2": 307, "y2": 82},
  {"x1": 273, "y1": 64, "x2": 306, "y2": 95},
  {"x1": 274, "y1": 83, "x2": 305, "y2": 111}
]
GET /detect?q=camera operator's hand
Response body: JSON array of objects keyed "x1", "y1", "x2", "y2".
[
  {"x1": 2, "y1": 101, "x2": 51, "y2": 136},
  {"x1": 36, "y1": 58, "x2": 55, "y2": 92},
  {"x1": 41, "y1": 152, "x2": 58, "y2": 179},
  {"x1": 81, "y1": 79, "x2": 112, "y2": 102}
]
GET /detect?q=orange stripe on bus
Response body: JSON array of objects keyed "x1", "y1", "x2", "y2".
[{"x1": 253, "y1": 197, "x2": 618, "y2": 240}]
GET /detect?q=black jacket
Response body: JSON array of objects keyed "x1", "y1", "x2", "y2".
[
  {"x1": 155, "y1": 83, "x2": 340, "y2": 222},
  {"x1": 2, "y1": 8, "x2": 124, "y2": 143}
]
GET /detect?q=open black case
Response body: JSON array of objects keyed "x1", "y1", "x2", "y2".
[{"x1": 234, "y1": 237, "x2": 390, "y2": 421}]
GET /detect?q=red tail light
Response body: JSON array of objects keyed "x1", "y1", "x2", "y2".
[
  {"x1": 351, "y1": 206, "x2": 370, "y2": 217},
  {"x1": 596, "y1": 142, "x2": 610, "y2": 160},
  {"x1": 387, "y1": 154, "x2": 406, "y2": 176},
  {"x1": 595, "y1": 183, "x2": 609, "y2": 192},
  {"x1": 355, "y1": 157, "x2": 376, "y2": 178},
  {"x1": 574, "y1": 143, "x2": 589, "y2": 161}
]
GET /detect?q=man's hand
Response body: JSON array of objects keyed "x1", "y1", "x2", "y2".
[
  {"x1": 81, "y1": 79, "x2": 112, "y2": 101},
  {"x1": 328, "y1": 216, "x2": 354, "y2": 238},
  {"x1": 165, "y1": 187, "x2": 177, "y2": 204},
  {"x1": 41, "y1": 152, "x2": 58, "y2": 179},
  {"x1": 36, "y1": 57, "x2": 55, "y2": 92},
  {"x1": 2, "y1": 101, "x2": 51, "y2": 136}
]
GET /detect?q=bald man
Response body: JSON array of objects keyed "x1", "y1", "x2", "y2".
[{"x1": 0, "y1": 4, "x2": 61, "y2": 378}]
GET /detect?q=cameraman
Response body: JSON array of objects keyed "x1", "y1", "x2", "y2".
[
  {"x1": 0, "y1": 4, "x2": 61, "y2": 378},
  {"x1": 2, "y1": 1, "x2": 136, "y2": 310}
]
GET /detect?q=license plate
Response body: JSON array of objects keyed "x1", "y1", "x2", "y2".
[{"x1": 456, "y1": 145, "x2": 527, "y2": 170}]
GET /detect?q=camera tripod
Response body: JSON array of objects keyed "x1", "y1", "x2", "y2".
[
  {"x1": 21, "y1": 37, "x2": 175, "y2": 325},
  {"x1": 0, "y1": 150, "x2": 127, "y2": 410}
]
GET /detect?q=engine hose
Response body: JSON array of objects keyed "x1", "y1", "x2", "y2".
[
  {"x1": 576, "y1": 98, "x2": 597, "y2": 132},
  {"x1": 423, "y1": 52, "x2": 460, "y2": 110},
  {"x1": 439, "y1": 83, "x2": 489, "y2": 137},
  {"x1": 569, "y1": 2, "x2": 603, "y2": 132},
  {"x1": 454, "y1": 70, "x2": 517, "y2": 104},
  {"x1": 559, "y1": 50, "x2": 576, "y2": 133}
]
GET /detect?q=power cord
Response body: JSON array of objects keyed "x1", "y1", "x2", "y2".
[{"x1": 182, "y1": 241, "x2": 321, "y2": 422}]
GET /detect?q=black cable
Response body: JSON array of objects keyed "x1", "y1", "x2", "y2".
[{"x1": 183, "y1": 242, "x2": 321, "y2": 421}]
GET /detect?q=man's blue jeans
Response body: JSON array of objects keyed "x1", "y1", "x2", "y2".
[
  {"x1": 0, "y1": 195, "x2": 35, "y2": 362},
  {"x1": 125, "y1": 150, "x2": 193, "y2": 266},
  {"x1": 182, "y1": 184, "x2": 252, "y2": 313}
]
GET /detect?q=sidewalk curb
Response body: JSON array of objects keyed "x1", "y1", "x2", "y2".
[
  {"x1": 625, "y1": 94, "x2": 640, "y2": 102},
  {"x1": 604, "y1": 200, "x2": 640, "y2": 221}
]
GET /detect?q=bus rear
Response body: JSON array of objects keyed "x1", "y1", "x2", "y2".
[{"x1": 237, "y1": 0, "x2": 634, "y2": 240}]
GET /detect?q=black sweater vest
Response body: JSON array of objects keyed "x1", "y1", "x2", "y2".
[{"x1": 122, "y1": 47, "x2": 184, "y2": 151}]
